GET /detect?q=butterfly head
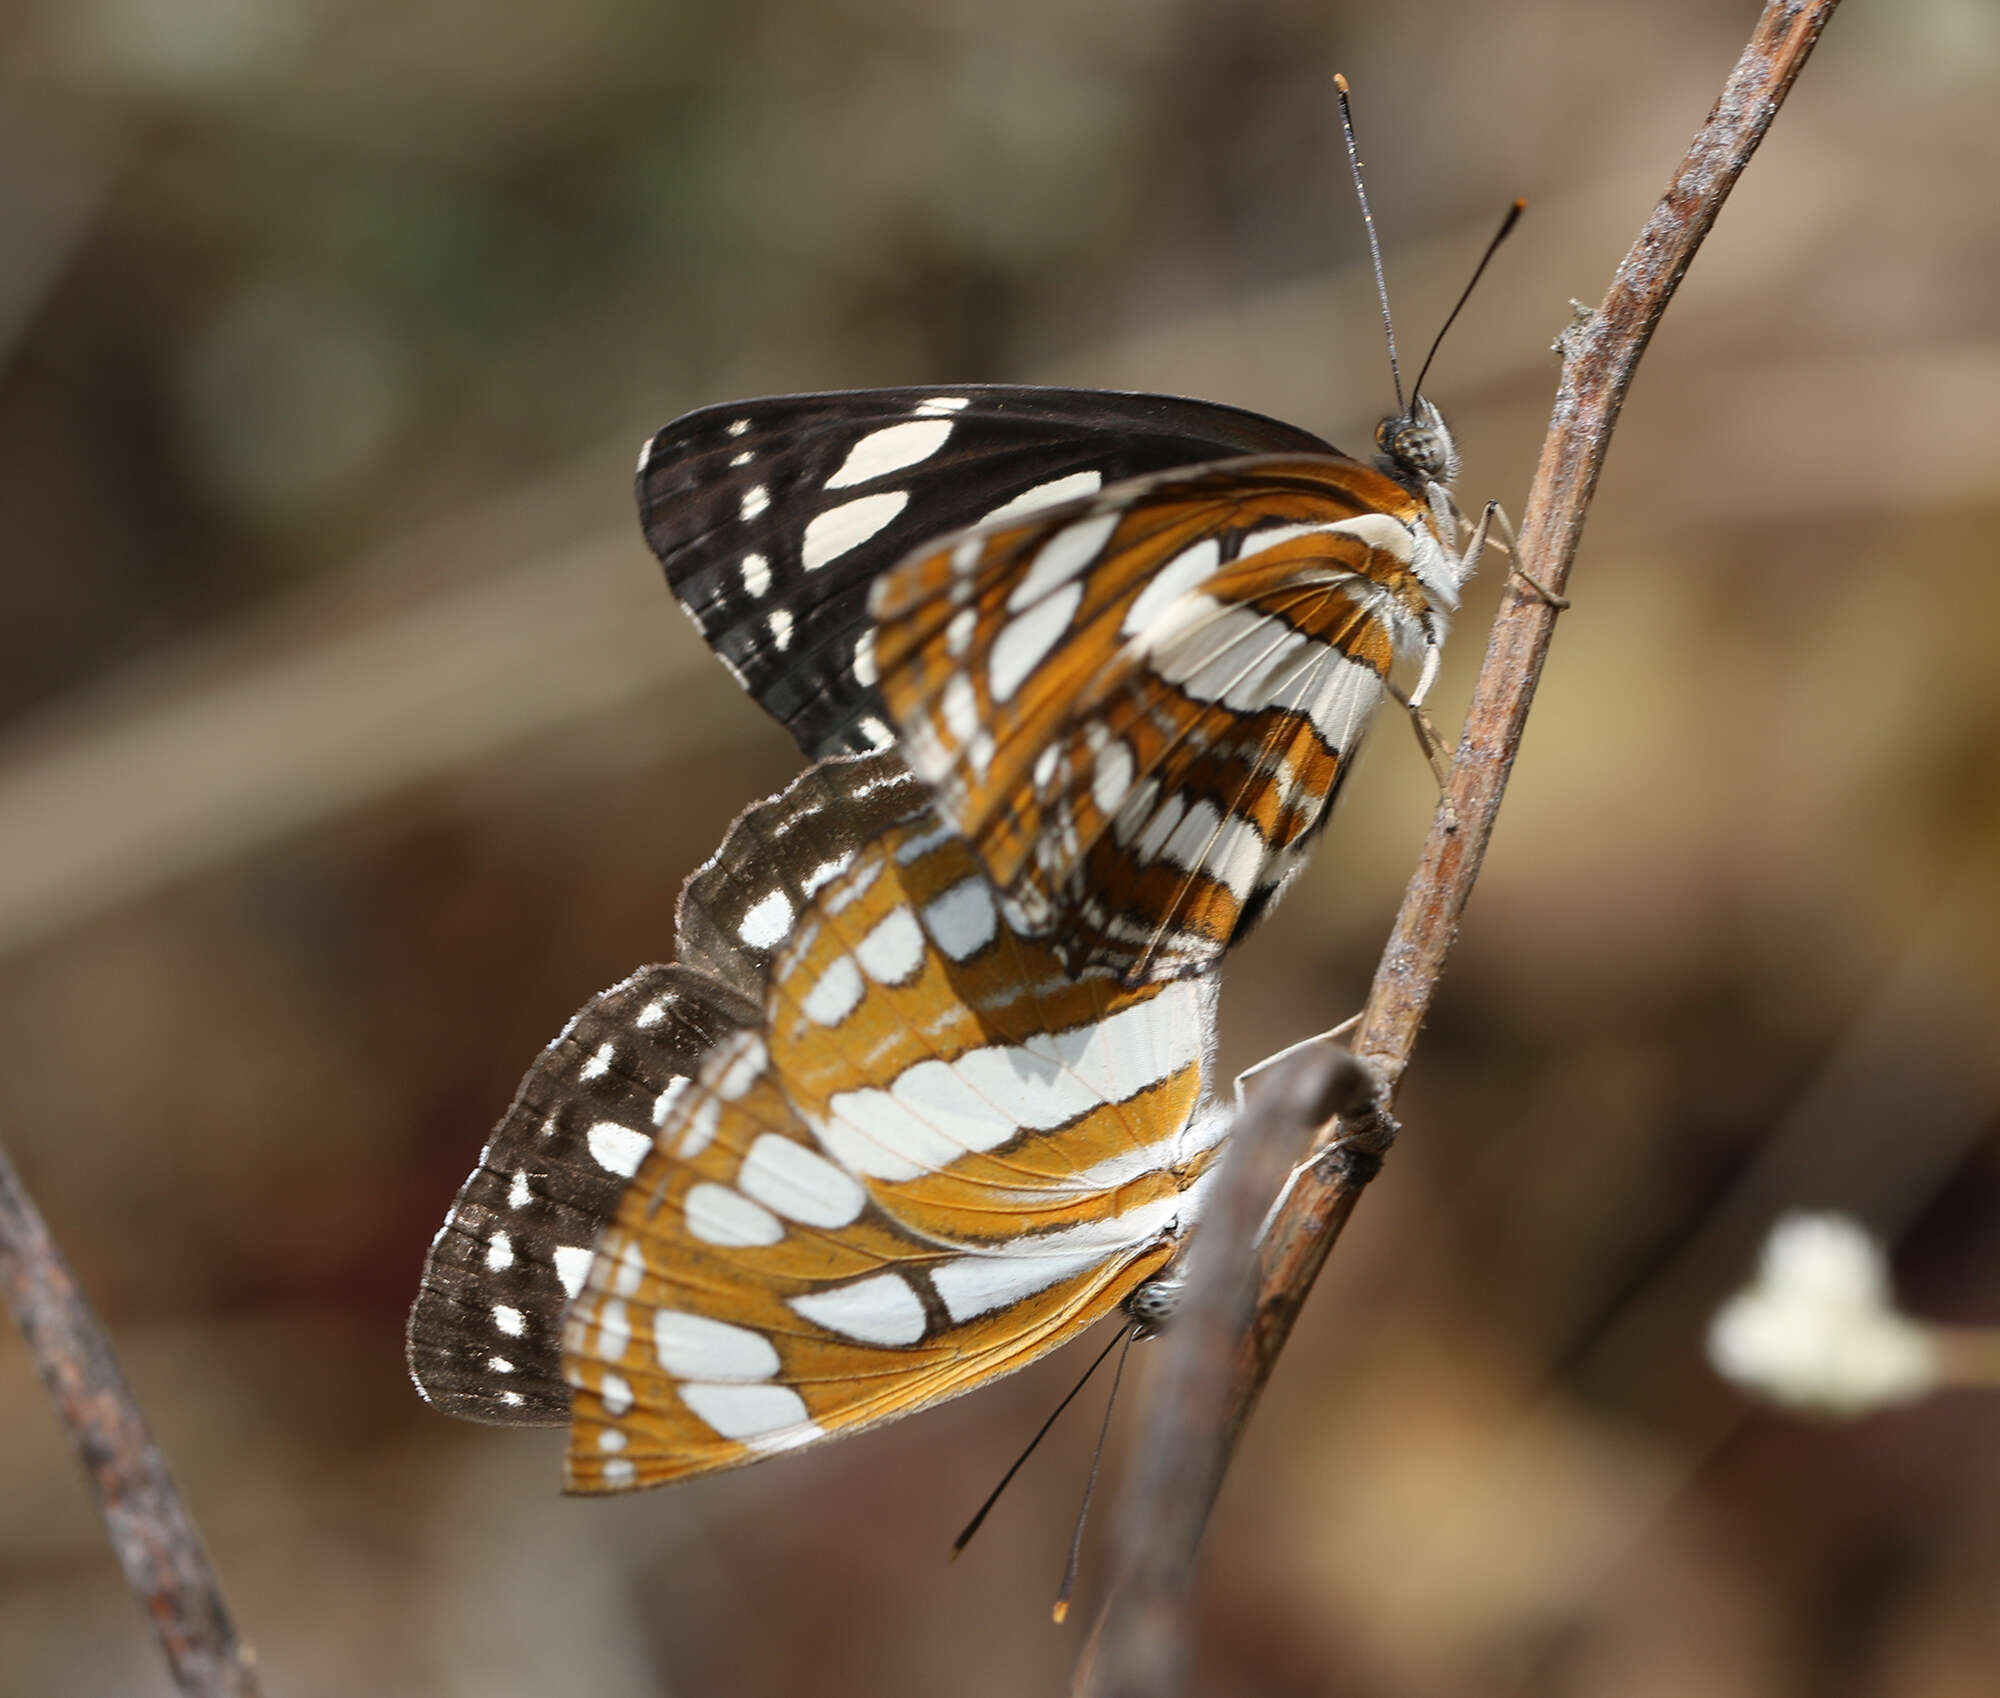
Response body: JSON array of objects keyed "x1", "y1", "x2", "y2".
[{"x1": 1374, "y1": 395, "x2": 1460, "y2": 491}]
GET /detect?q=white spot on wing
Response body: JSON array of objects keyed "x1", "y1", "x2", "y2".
[
  {"x1": 507, "y1": 1170, "x2": 533, "y2": 1210},
  {"x1": 990, "y1": 581, "x2": 1084, "y2": 701},
  {"x1": 554, "y1": 1245, "x2": 592, "y2": 1299},
  {"x1": 588, "y1": 1122, "x2": 650, "y2": 1178},
  {"x1": 1004, "y1": 508, "x2": 1117, "y2": 611},
  {"x1": 802, "y1": 491, "x2": 910, "y2": 571},
  {"x1": 581, "y1": 1042, "x2": 616, "y2": 1081},
  {"x1": 1122, "y1": 537, "x2": 1221, "y2": 636},
  {"x1": 941, "y1": 674, "x2": 978, "y2": 744},
  {"x1": 824, "y1": 418, "x2": 955, "y2": 489},
  {"x1": 678, "y1": 1381, "x2": 813, "y2": 1442},
  {"x1": 852, "y1": 626, "x2": 877, "y2": 687},
  {"x1": 685, "y1": 1182, "x2": 785, "y2": 1246},
  {"x1": 740, "y1": 552, "x2": 771, "y2": 597},
  {"x1": 930, "y1": 1251, "x2": 1106, "y2": 1322},
  {"x1": 653, "y1": 1310, "x2": 780, "y2": 1380},
  {"x1": 737, "y1": 1134, "x2": 867, "y2": 1227},
  {"x1": 493, "y1": 1304, "x2": 526, "y2": 1338},
  {"x1": 767, "y1": 607, "x2": 793, "y2": 651},
  {"x1": 599, "y1": 1371, "x2": 633, "y2": 1415},
  {"x1": 801, "y1": 954, "x2": 865, "y2": 1026},
  {"x1": 914, "y1": 395, "x2": 971, "y2": 416},
  {"x1": 921, "y1": 877, "x2": 997, "y2": 960},
  {"x1": 484, "y1": 1231, "x2": 513, "y2": 1272},
  {"x1": 740, "y1": 484, "x2": 769, "y2": 520},
  {"x1": 739, "y1": 889, "x2": 794, "y2": 949},
  {"x1": 980, "y1": 470, "x2": 1104, "y2": 529},
  {"x1": 1091, "y1": 737, "x2": 1135, "y2": 819},
  {"x1": 854, "y1": 905, "x2": 926, "y2": 984},
  {"x1": 790, "y1": 1275, "x2": 928, "y2": 1345}
]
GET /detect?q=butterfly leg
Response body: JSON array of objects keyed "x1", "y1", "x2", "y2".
[
  {"x1": 1237, "y1": 1034, "x2": 1398, "y2": 1244},
  {"x1": 1387, "y1": 678, "x2": 1454, "y2": 789},
  {"x1": 1134, "y1": 1035, "x2": 1396, "y2": 1333},
  {"x1": 1480, "y1": 501, "x2": 1569, "y2": 609},
  {"x1": 1230, "y1": 1016, "x2": 1362, "y2": 1111}
]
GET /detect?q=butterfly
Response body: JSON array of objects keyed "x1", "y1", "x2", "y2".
[
  {"x1": 408, "y1": 752, "x2": 1228, "y2": 1488},
  {"x1": 640, "y1": 384, "x2": 1482, "y2": 984}
]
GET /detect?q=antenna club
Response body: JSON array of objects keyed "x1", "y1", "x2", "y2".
[{"x1": 1334, "y1": 71, "x2": 1350, "y2": 94}]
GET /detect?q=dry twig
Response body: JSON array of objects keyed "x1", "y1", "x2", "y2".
[
  {"x1": 1089, "y1": 0, "x2": 1842, "y2": 1684},
  {"x1": 0, "y1": 1139, "x2": 263, "y2": 1697},
  {"x1": 1085, "y1": 1048, "x2": 1379, "y2": 1698}
]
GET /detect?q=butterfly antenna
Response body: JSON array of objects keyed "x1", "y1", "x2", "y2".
[
  {"x1": 1052, "y1": 1324, "x2": 1139, "y2": 1625},
  {"x1": 951, "y1": 1324, "x2": 1128, "y2": 1560},
  {"x1": 1335, "y1": 72, "x2": 1404, "y2": 415},
  {"x1": 1409, "y1": 198, "x2": 1526, "y2": 404}
]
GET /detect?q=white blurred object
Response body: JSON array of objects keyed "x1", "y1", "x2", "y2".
[{"x1": 1707, "y1": 1212, "x2": 1938, "y2": 1417}]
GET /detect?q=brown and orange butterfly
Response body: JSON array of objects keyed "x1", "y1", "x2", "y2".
[{"x1": 642, "y1": 382, "x2": 1486, "y2": 986}]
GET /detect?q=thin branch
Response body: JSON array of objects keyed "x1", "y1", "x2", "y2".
[
  {"x1": 0, "y1": 1138, "x2": 263, "y2": 1698},
  {"x1": 1242, "y1": 0, "x2": 1839, "y2": 1474},
  {"x1": 1083, "y1": 1049, "x2": 1378, "y2": 1698},
  {"x1": 1088, "y1": 0, "x2": 1842, "y2": 1679}
]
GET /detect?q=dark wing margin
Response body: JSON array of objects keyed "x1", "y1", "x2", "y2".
[
  {"x1": 407, "y1": 965, "x2": 758, "y2": 1425},
  {"x1": 638, "y1": 385, "x2": 1338, "y2": 758},
  {"x1": 406, "y1": 751, "x2": 934, "y2": 1425}
]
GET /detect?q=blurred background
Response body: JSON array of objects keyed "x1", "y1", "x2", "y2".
[{"x1": 2, "y1": 0, "x2": 1997, "y2": 1692}]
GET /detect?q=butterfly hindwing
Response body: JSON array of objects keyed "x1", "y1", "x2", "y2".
[
  {"x1": 407, "y1": 758, "x2": 931, "y2": 1425},
  {"x1": 639, "y1": 386, "x2": 1336, "y2": 759},
  {"x1": 562, "y1": 754, "x2": 1228, "y2": 1491}
]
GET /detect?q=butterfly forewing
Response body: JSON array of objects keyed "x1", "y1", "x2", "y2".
[
  {"x1": 562, "y1": 753, "x2": 1226, "y2": 1491},
  {"x1": 639, "y1": 386, "x2": 1336, "y2": 759},
  {"x1": 870, "y1": 453, "x2": 1456, "y2": 983},
  {"x1": 407, "y1": 758, "x2": 933, "y2": 1425}
]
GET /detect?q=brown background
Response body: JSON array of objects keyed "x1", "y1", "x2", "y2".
[{"x1": 3, "y1": 1, "x2": 1998, "y2": 1692}]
